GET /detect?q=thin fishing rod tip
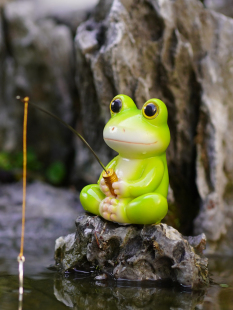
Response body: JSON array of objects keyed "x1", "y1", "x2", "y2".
[
  {"x1": 16, "y1": 96, "x2": 25, "y2": 103},
  {"x1": 16, "y1": 95, "x2": 29, "y2": 102}
]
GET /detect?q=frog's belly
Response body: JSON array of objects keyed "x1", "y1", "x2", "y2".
[{"x1": 115, "y1": 157, "x2": 144, "y2": 180}]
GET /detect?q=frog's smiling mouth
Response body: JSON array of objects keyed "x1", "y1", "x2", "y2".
[{"x1": 105, "y1": 138, "x2": 158, "y2": 145}]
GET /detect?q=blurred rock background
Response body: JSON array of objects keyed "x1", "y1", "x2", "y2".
[{"x1": 0, "y1": 0, "x2": 233, "y2": 254}]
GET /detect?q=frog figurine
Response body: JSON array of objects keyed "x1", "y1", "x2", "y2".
[{"x1": 80, "y1": 94, "x2": 170, "y2": 224}]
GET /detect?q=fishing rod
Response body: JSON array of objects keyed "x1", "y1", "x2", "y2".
[
  {"x1": 17, "y1": 97, "x2": 28, "y2": 310},
  {"x1": 16, "y1": 96, "x2": 118, "y2": 195},
  {"x1": 16, "y1": 96, "x2": 107, "y2": 173},
  {"x1": 16, "y1": 96, "x2": 118, "y2": 309}
]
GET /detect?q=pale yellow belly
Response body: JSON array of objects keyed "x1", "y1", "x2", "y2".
[{"x1": 115, "y1": 157, "x2": 144, "y2": 180}]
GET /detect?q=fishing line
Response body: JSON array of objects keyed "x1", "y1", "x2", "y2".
[{"x1": 16, "y1": 96, "x2": 107, "y2": 173}]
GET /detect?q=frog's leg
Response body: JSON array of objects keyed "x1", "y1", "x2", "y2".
[
  {"x1": 80, "y1": 184, "x2": 105, "y2": 216},
  {"x1": 99, "y1": 193, "x2": 167, "y2": 225},
  {"x1": 126, "y1": 193, "x2": 168, "y2": 225}
]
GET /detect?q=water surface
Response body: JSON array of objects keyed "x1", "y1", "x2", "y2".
[{"x1": 0, "y1": 254, "x2": 233, "y2": 310}]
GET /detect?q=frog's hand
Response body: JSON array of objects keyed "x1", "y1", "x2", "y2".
[
  {"x1": 124, "y1": 157, "x2": 164, "y2": 197},
  {"x1": 100, "y1": 178, "x2": 115, "y2": 197},
  {"x1": 97, "y1": 155, "x2": 119, "y2": 185}
]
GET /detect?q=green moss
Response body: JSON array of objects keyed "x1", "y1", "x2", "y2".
[
  {"x1": 0, "y1": 149, "x2": 66, "y2": 186},
  {"x1": 46, "y1": 161, "x2": 66, "y2": 185},
  {"x1": 0, "y1": 149, "x2": 42, "y2": 171}
]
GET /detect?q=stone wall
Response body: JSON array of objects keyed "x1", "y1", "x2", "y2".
[
  {"x1": 205, "y1": 0, "x2": 233, "y2": 17},
  {"x1": 0, "y1": 2, "x2": 77, "y2": 182},
  {"x1": 74, "y1": 0, "x2": 233, "y2": 252}
]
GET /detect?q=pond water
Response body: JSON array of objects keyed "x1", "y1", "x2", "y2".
[{"x1": 0, "y1": 252, "x2": 233, "y2": 310}]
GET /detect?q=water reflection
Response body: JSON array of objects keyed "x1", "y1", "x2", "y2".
[
  {"x1": 203, "y1": 256, "x2": 233, "y2": 309},
  {"x1": 0, "y1": 256, "x2": 233, "y2": 310},
  {"x1": 54, "y1": 274, "x2": 205, "y2": 310}
]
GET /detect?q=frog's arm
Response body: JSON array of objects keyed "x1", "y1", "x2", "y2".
[
  {"x1": 127, "y1": 157, "x2": 164, "y2": 197},
  {"x1": 97, "y1": 155, "x2": 119, "y2": 184}
]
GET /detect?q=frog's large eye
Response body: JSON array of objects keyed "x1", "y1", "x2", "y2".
[
  {"x1": 142, "y1": 102, "x2": 159, "y2": 119},
  {"x1": 110, "y1": 99, "x2": 122, "y2": 113}
]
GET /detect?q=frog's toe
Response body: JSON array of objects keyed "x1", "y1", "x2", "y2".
[
  {"x1": 102, "y1": 185, "x2": 109, "y2": 192},
  {"x1": 103, "y1": 212, "x2": 111, "y2": 220},
  {"x1": 110, "y1": 199, "x2": 118, "y2": 205},
  {"x1": 99, "y1": 201, "x2": 105, "y2": 213},
  {"x1": 100, "y1": 197, "x2": 111, "y2": 209},
  {"x1": 99, "y1": 198, "x2": 132, "y2": 224},
  {"x1": 99, "y1": 197, "x2": 112, "y2": 219},
  {"x1": 110, "y1": 214, "x2": 117, "y2": 221},
  {"x1": 108, "y1": 205, "x2": 117, "y2": 213},
  {"x1": 103, "y1": 204, "x2": 109, "y2": 211}
]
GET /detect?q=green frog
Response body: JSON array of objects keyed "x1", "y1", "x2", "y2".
[{"x1": 80, "y1": 94, "x2": 170, "y2": 224}]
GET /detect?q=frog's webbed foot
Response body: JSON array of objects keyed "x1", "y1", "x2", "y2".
[
  {"x1": 99, "y1": 197, "x2": 116, "y2": 221},
  {"x1": 99, "y1": 197, "x2": 131, "y2": 224}
]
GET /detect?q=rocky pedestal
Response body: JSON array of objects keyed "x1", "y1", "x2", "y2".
[{"x1": 55, "y1": 214, "x2": 209, "y2": 290}]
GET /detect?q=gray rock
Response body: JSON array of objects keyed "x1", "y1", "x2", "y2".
[
  {"x1": 74, "y1": 0, "x2": 233, "y2": 249},
  {"x1": 205, "y1": 0, "x2": 233, "y2": 18},
  {"x1": 0, "y1": 10, "x2": 5, "y2": 111},
  {"x1": 0, "y1": 2, "x2": 76, "y2": 172},
  {"x1": 33, "y1": 0, "x2": 99, "y2": 33},
  {"x1": 0, "y1": 181, "x2": 83, "y2": 274},
  {"x1": 55, "y1": 214, "x2": 209, "y2": 290}
]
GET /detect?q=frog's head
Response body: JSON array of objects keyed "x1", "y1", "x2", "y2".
[{"x1": 103, "y1": 94, "x2": 170, "y2": 159}]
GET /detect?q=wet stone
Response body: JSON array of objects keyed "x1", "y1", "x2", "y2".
[{"x1": 54, "y1": 214, "x2": 209, "y2": 290}]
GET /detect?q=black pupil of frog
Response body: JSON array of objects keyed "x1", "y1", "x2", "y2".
[
  {"x1": 144, "y1": 103, "x2": 157, "y2": 117},
  {"x1": 111, "y1": 99, "x2": 122, "y2": 113}
]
